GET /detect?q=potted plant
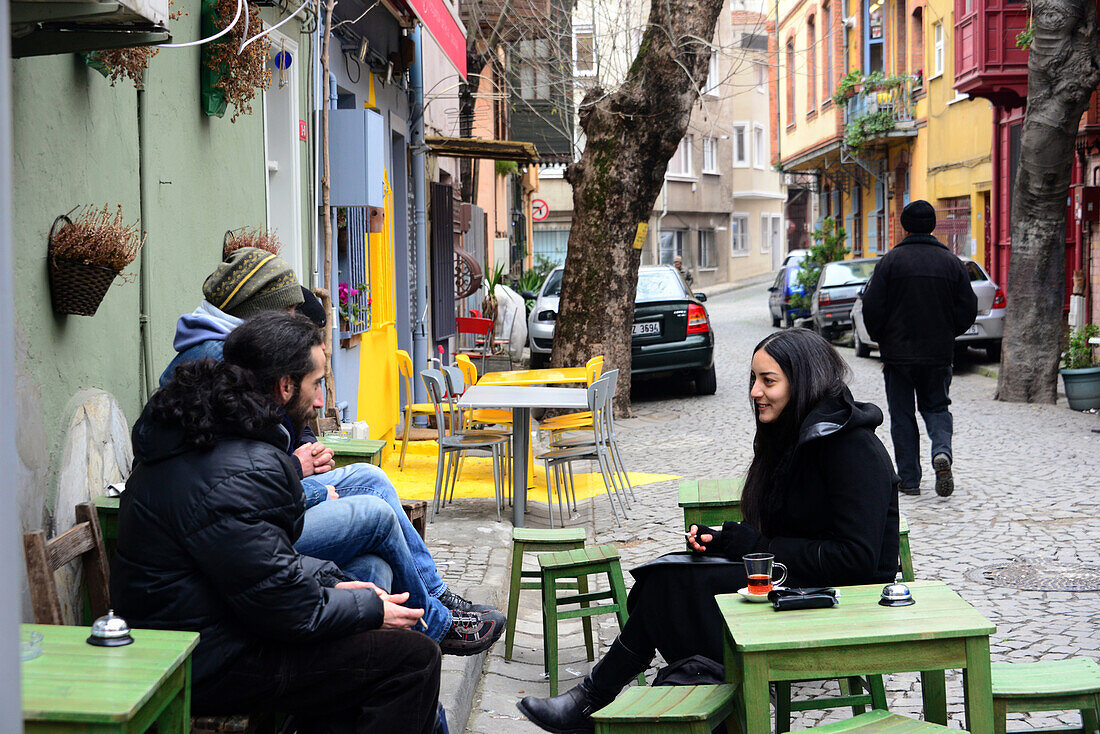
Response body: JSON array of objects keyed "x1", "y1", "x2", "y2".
[
  {"x1": 481, "y1": 263, "x2": 507, "y2": 327},
  {"x1": 1060, "y1": 324, "x2": 1100, "y2": 410},
  {"x1": 338, "y1": 282, "x2": 369, "y2": 333},
  {"x1": 201, "y1": 0, "x2": 272, "y2": 121},
  {"x1": 47, "y1": 204, "x2": 144, "y2": 316},
  {"x1": 223, "y1": 226, "x2": 282, "y2": 258}
]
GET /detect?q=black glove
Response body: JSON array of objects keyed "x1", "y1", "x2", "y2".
[
  {"x1": 687, "y1": 523, "x2": 724, "y2": 554},
  {"x1": 689, "y1": 522, "x2": 767, "y2": 560}
]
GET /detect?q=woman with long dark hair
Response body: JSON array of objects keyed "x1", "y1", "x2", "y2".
[{"x1": 518, "y1": 329, "x2": 900, "y2": 734}]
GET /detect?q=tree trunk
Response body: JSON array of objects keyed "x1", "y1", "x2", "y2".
[
  {"x1": 319, "y1": 0, "x2": 338, "y2": 413},
  {"x1": 998, "y1": 0, "x2": 1100, "y2": 402},
  {"x1": 550, "y1": 0, "x2": 724, "y2": 415}
]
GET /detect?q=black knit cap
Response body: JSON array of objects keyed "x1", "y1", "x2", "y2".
[
  {"x1": 296, "y1": 286, "x2": 328, "y2": 328},
  {"x1": 900, "y1": 200, "x2": 937, "y2": 234}
]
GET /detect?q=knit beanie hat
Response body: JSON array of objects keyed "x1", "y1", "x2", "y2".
[
  {"x1": 202, "y1": 247, "x2": 303, "y2": 318},
  {"x1": 900, "y1": 200, "x2": 937, "y2": 234}
]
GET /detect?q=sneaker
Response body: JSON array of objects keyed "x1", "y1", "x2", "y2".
[
  {"x1": 898, "y1": 484, "x2": 921, "y2": 496},
  {"x1": 439, "y1": 609, "x2": 507, "y2": 656},
  {"x1": 438, "y1": 589, "x2": 496, "y2": 614},
  {"x1": 933, "y1": 454, "x2": 954, "y2": 497}
]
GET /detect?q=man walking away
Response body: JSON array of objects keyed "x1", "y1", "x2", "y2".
[
  {"x1": 861, "y1": 200, "x2": 978, "y2": 497},
  {"x1": 113, "y1": 312, "x2": 441, "y2": 732}
]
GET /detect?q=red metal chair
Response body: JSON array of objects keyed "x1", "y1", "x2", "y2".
[{"x1": 455, "y1": 316, "x2": 494, "y2": 359}]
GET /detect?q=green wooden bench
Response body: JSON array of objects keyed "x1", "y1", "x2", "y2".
[
  {"x1": 505, "y1": 527, "x2": 590, "y2": 663},
  {"x1": 539, "y1": 544, "x2": 646, "y2": 696},
  {"x1": 811, "y1": 710, "x2": 964, "y2": 734},
  {"x1": 591, "y1": 684, "x2": 737, "y2": 733},
  {"x1": 991, "y1": 658, "x2": 1100, "y2": 734}
]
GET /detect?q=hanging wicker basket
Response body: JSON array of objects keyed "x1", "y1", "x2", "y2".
[{"x1": 47, "y1": 215, "x2": 120, "y2": 316}]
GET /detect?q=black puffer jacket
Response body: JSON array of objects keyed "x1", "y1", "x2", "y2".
[
  {"x1": 709, "y1": 388, "x2": 901, "y2": 587},
  {"x1": 860, "y1": 233, "x2": 978, "y2": 365},
  {"x1": 110, "y1": 411, "x2": 383, "y2": 686}
]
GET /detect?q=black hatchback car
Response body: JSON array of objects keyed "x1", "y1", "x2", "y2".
[
  {"x1": 809, "y1": 258, "x2": 878, "y2": 340},
  {"x1": 527, "y1": 265, "x2": 716, "y2": 394}
]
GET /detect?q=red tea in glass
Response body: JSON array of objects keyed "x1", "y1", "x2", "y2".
[
  {"x1": 746, "y1": 574, "x2": 774, "y2": 594},
  {"x1": 743, "y1": 553, "x2": 787, "y2": 596}
]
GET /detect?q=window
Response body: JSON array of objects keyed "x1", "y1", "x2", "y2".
[
  {"x1": 732, "y1": 124, "x2": 748, "y2": 166},
  {"x1": 532, "y1": 228, "x2": 570, "y2": 267},
  {"x1": 754, "y1": 60, "x2": 767, "y2": 92},
  {"x1": 822, "y1": 1, "x2": 833, "y2": 96},
  {"x1": 933, "y1": 22, "x2": 944, "y2": 77},
  {"x1": 658, "y1": 230, "x2": 685, "y2": 264},
  {"x1": 698, "y1": 230, "x2": 716, "y2": 269},
  {"x1": 771, "y1": 215, "x2": 782, "y2": 257},
  {"x1": 785, "y1": 39, "x2": 796, "y2": 125},
  {"x1": 852, "y1": 183, "x2": 863, "y2": 257},
  {"x1": 573, "y1": 26, "x2": 596, "y2": 77},
  {"x1": 761, "y1": 214, "x2": 771, "y2": 253},
  {"x1": 702, "y1": 136, "x2": 719, "y2": 173},
  {"x1": 753, "y1": 124, "x2": 767, "y2": 169},
  {"x1": 667, "y1": 135, "x2": 694, "y2": 177},
  {"x1": 912, "y1": 9, "x2": 924, "y2": 88},
  {"x1": 702, "y1": 51, "x2": 719, "y2": 95},
  {"x1": 517, "y1": 39, "x2": 551, "y2": 99},
  {"x1": 807, "y1": 16, "x2": 817, "y2": 110},
  {"x1": 731, "y1": 215, "x2": 750, "y2": 254}
]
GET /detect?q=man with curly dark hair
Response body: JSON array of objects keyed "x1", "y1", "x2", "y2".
[{"x1": 113, "y1": 311, "x2": 441, "y2": 732}]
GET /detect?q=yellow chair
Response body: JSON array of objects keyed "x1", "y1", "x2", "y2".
[
  {"x1": 396, "y1": 349, "x2": 450, "y2": 470},
  {"x1": 454, "y1": 354, "x2": 513, "y2": 426},
  {"x1": 538, "y1": 356, "x2": 605, "y2": 434}
]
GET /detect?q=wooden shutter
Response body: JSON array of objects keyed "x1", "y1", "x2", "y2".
[{"x1": 430, "y1": 182, "x2": 456, "y2": 341}]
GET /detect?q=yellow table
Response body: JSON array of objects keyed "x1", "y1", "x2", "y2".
[{"x1": 477, "y1": 367, "x2": 588, "y2": 386}]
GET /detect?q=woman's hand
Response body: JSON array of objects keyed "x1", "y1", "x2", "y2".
[{"x1": 686, "y1": 524, "x2": 719, "y2": 553}]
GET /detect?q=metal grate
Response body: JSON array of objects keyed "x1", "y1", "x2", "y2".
[
  {"x1": 968, "y1": 562, "x2": 1100, "y2": 591},
  {"x1": 345, "y1": 207, "x2": 371, "y2": 335}
]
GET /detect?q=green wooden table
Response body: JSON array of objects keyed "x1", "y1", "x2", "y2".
[
  {"x1": 319, "y1": 436, "x2": 387, "y2": 468},
  {"x1": 718, "y1": 581, "x2": 996, "y2": 734},
  {"x1": 22, "y1": 623, "x2": 199, "y2": 733}
]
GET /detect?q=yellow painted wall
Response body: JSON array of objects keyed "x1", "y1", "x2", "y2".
[
  {"x1": 356, "y1": 171, "x2": 401, "y2": 458},
  {"x1": 777, "y1": 0, "x2": 845, "y2": 163}
]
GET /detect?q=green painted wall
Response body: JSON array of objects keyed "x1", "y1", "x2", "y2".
[{"x1": 11, "y1": 4, "x2": 316, "y2": 555}]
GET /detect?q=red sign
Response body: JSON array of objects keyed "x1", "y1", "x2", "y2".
[
  {"x1": 299, "y1": 120, "x2": 308, "y2": 142},
  {"x1": 404, "y1": 0, "x2": 467, "y2": 79},
  {"x1": 531, "y1": 199, "x2": 549, "y2": 221}
]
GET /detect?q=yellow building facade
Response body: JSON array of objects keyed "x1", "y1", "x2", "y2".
[{"x1": 776, "y1": 0, "x2": 991, "y2": 260}]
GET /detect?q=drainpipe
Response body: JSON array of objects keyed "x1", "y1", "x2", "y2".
[
  {"x1": 137, "y1": 88, "x2": 155, "y2": 403},
  {"x1": 409, "y1": 24, "x2": 429, "y2": 405}
]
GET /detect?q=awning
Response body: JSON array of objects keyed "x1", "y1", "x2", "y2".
[
  {"x1": 392, "y1": 0, "x2": 467, "y2": 79},
  {"x1": 426, "y1": 136, "x2": 539, "y2": 163}
]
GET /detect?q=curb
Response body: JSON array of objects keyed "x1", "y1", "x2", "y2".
[
  {"x1": 701, "y1": 272, "x2": 776, "y2": 298},
  {"x1": 974, "y1": 365, "x2": 998, "y2": 380}
]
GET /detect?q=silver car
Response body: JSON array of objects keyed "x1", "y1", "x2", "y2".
[
  {"x1": 527, "y1": 268, "x2": 564, "y2": 368},
  {"x1": 851, "y1": 256, "x2": 1006, "y2": 361}
]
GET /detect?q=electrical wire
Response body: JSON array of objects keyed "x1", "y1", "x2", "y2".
[
  {"x1": 158, "y1": 0, "x2": 243, "y2": 47},
  {"x1": 238, "y1": 0, "x2": 313, "y2": 53}
]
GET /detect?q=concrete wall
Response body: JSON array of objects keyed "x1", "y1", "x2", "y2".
[{"x1": 12, "y1": 4, "x2": 314, "y2": 616}]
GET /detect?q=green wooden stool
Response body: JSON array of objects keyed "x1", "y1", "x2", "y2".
[
  {"x1": 539, "y1": 544, "x2": 646, "y2": 696},
  {"x1": 776, "y1": 675, "x2": 888, "y2": 732},
  {"x1": 811, "y1": 710, "x2": 960, "y2": 734},
  {"x1": 678, "y1": 479, "x2": 743, "y2": 549},
  {"x1": 505, "y1": 528, "x2": 591, "y2": 663},
  {"x1": 321, "y1": 436, "x2": 387, "y2": 468},
  {"x1": 898, "y1": 517, "x2": 914, "y2": 582},
  {"x1": 591, "y1": 684, "x2": 736, "y2": 733},
  {"x1": 991, "y1": 658, "x2": 1100, "y2": 734}
]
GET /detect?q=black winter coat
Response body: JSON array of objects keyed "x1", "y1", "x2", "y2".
[
  {"x1": 860, "y1": 233, "x2": 978, "y2": 365},
  {"x1": 707, "y1": 387, "x2": 901, "y2": 588},
  {"x1": 110, "y1": 411, "x2": 384, "y2": 687}
]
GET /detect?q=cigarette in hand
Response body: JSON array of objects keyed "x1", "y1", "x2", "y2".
[{"x1": 419, "y1": 618, "x2": 428, "y2": 630}]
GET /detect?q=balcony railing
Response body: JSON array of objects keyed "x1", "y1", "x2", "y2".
[{"x1": 841, "y1": 75, "x2": 918, "y2": 150}]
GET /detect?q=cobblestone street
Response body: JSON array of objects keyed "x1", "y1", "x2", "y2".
[{"x1": 429, "y1": 282, "x2": 1100, "y2": 732}]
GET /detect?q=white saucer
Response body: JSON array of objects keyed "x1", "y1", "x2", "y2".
[{"x1": 737, "y1": 587, "x2": 784, "y2": 602}]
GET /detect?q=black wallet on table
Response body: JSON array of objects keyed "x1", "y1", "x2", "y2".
[{"x1": 767, "y1": 587, "x2": 840, "y2": 611}]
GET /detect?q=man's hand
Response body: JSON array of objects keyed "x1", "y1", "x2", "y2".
[
  {"x1": 293, "y1": 442, "x2": 336, "y2": 478},
  {"x1": 335, "y1": 582, "x2": 426, "y2": 630},
  {"x1": 326, "y1": 484, "x2": 339, "y2": 501},
  {"x1": 308, "y1": 442, "x2": 336, "y2": 475}
]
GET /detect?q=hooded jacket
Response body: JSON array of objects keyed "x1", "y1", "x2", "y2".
[
  {"x1": 110, "y1": 402, "x2": 383, "y2": 687},
  {"x1": 860, "y1": 233, "x2": 978, "y2": 365},
  {"x1": 710, "y1": 387, "x2": 900, "y2": 587},
  {"x1": 160, "y1": 301, "x2": 242, "y2": 387}
]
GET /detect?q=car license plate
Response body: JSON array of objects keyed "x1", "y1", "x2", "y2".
[
  {"x1": 632, "y1": 321, "x2": 660, "y2": 336},
  {"x1": 965, "y1": 324, "x2": 980, "y2": 336}
]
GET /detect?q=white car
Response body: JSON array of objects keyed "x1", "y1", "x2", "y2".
[{"x1": 850, "y1": 256, "x2": 1006, "y2": 361}]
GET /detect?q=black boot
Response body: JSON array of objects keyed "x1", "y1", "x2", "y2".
[{"x1": 516, "y1": 638, "x2": 652, "y2": 734}]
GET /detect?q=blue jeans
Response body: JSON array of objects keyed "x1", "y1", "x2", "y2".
[
  {"x1": 296, "y1": 493, "x2": 453, "y2": 642},
  {"x1": 883, "y1": 363, "x2": 953, "y2": 488},
  {"x1": 302, "y1": 463, "x2": 447, "y2": 598}
]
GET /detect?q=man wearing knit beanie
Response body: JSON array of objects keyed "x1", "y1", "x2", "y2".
[
  {"x1": 861, "y1": 200, "x2": 978, "y2": 497},
  {"x1": 157, "y1": 247, "x2": 507, "y2": 654}
]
